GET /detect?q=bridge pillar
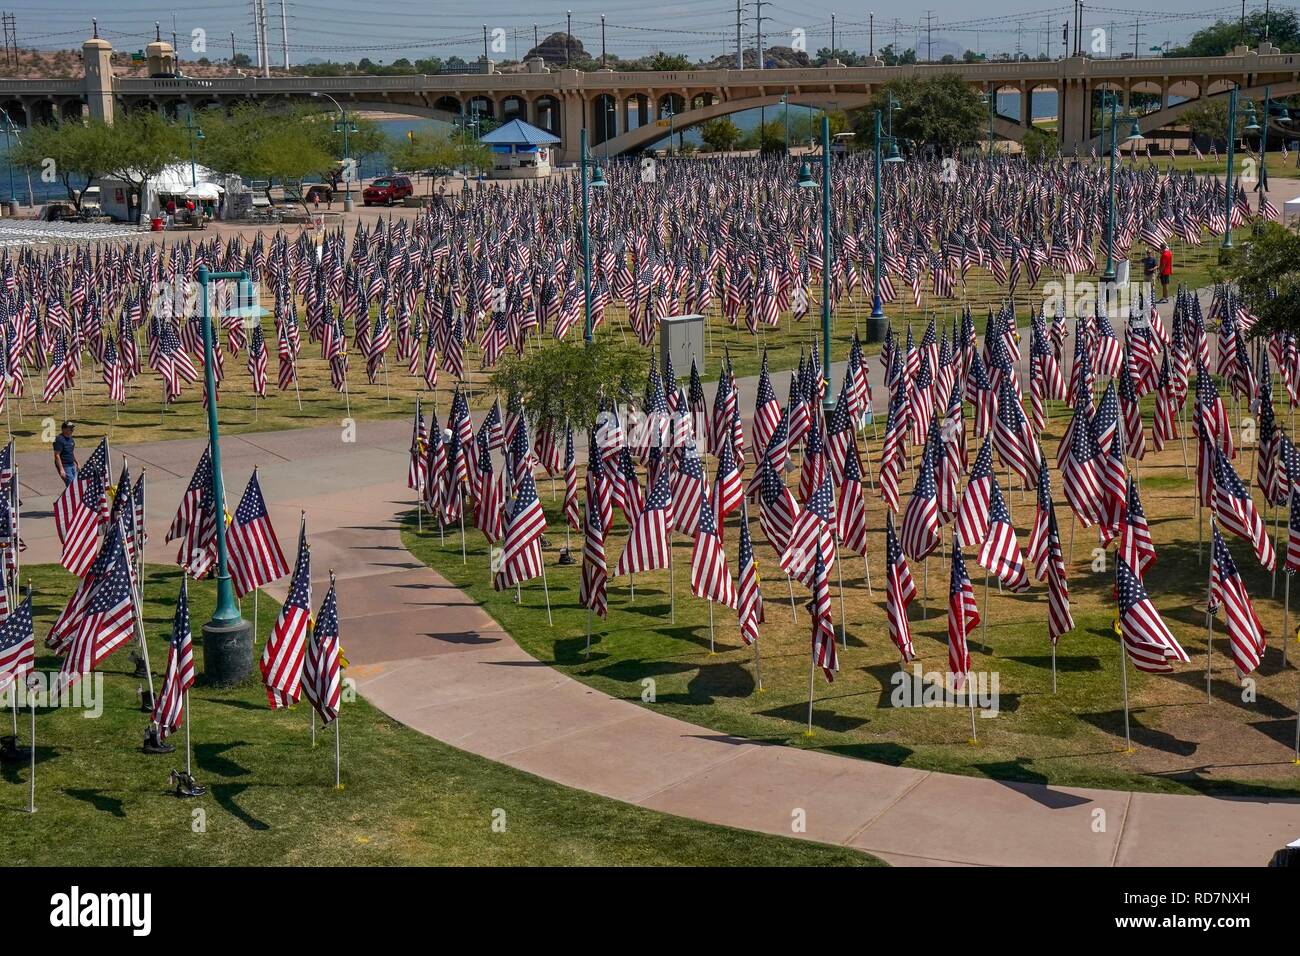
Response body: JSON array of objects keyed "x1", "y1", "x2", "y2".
[
  {"x1": 1020, "y1": 82, "x2": 1031, "y2": 128},
  {"x1": 1058, "y1": 78, "x2": 1089, "y2": 153},
  {"x1": 559, "y1": 91, "x2": 586, "y2": 164},
  {"x1": 82, "y1": 35, "x2": 115, "y2": 124}
]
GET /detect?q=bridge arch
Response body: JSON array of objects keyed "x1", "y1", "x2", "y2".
[
  {"x1": 600, "y1": 91, "x2": 872, "y2": 156},
  {"x1": 591, "y1": 93, "x2": 618, "y2": 145},
  {"x1": 534, "y1": 95, "x2": 561, "y2": 136},
  {"x1": 500, "y1": 94, "x2": 527, "y2": 124}
]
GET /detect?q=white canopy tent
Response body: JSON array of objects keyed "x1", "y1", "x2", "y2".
[
  {"x1": 1284, "y1": 196, "x2": 1300, "y2": 226},
  {"x1": 97, "y1": 163, "x2": 241, "y2": 222}
]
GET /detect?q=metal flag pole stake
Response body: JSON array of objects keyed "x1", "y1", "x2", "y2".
[
  {"x1": 668, "y1": 533, "x2": 675, "y2": 625},
  {"x1": 836, "y1": 540, "x2": 847, "y2": 650},
  {"x1": 334, "y1": 710, "x2": 342, "y2": 790},
  {"x1": 311, "y1": 707, "x2": 316, "y2": 748},
  {"x1": 967, "y1": 673, "x2": 978, "y2": 744},
  {"x1": 708, "y1": 599, "x2": 715, "y2": 654},
  {"x1": 1120, "y1": 636, "x2": 1132, "y2": 752},
  {"x1": 1205, "y1": 518, "x2": 1216, "y2": 704},
  {"x1": 184, "y1": 687, "x2": 192, "y2": 778},
  {"x1": 804, "y1": 654, "x2": 815, "y2": 737},
  {"x1": 786, "y1": 572, "x2": 797, "y2": 622},
  {"x1": 27, "y1": 675, "x2": 35, "y2": 813},
  {"x1": 584, "y1": 606, "x2": 592, "y2": 660},
  {"x1": 540, "y1": 559, "x2": 553, "y2": 627},
  {"x1": 1051, "y1": 639, "x2": 1057, "y2": 694}
]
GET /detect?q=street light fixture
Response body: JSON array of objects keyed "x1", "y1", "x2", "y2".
[
  {"x1": 579, "y1": 127, "x2": 610, "y2": 344},
  {"x1": 795, "y1": 114, "x2": 836, "y2": 406},
  {"x1": 1099, "y1": 90, "x2": 1140, "y2": 283},
  {"x1": 184, "y1": 109, "x2": 204, "y2": 188},
  {"x1": 311, "y1": 91, "x2": 355, "y2": 212}
]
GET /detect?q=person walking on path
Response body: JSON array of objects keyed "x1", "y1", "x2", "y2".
[
  {"x1": 53, "y1": 420, "x2": 77, "y2": 485},
  {"x1": 1158, "y1": 243, "x2": 1173, "y2": 302}
]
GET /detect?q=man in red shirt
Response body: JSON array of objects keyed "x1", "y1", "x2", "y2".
[{"x1": 1158, "y1": 243, "x2": 1173, "y2": 302}]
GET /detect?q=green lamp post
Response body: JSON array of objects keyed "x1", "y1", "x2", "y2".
[
  {"x1": 1100, "y1": 91, "x2": 1142, "y2": 284},
  {"x1": 1223, "y1": 84, "x2": 1242, "y2": 251},
  {"x1": 580, "y1": 127, "x2": 607, "y2": 345},
  {"x1": 311, "y1": 91, "x2": 356, "y2": 212},
  {"x1": 184, "y1": 109, "x2": 204, "y2": 188},
  {"x1": 194, "y1": 268, "x2": 268, "y2": 684},
  {"x1": 867, "y1": 106, "x2": 903, "y2": 343},
  {"x1": 798, "y1": 114, "x2": 836, "y2": 410}
]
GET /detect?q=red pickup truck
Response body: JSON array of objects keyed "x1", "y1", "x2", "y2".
[{"x1": 362, "y1": 176, "x2": 414, "y2": 206}]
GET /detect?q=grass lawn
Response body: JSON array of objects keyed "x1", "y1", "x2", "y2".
[
  {"x1": 2, "y1": 563, "x2": 879, "y2": 866},
  {"x1": 405, "y1": 389, "x2": 1300, "y2": 800}
]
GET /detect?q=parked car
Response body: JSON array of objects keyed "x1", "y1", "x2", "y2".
[
  {"x1": 362, "y1": 176, "x2": 413, "y2": 206},
  {"x1": 79, "y1": 185, "x2": 102, "y2": 215}
]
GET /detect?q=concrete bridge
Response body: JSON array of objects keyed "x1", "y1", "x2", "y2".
[{"x1": 2, "y1": 34, "x2": 1298, "y2": 163}]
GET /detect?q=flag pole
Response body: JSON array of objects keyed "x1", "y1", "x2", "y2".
[
  {"x1": 835, "y1": 538, "x2": 847, "y2": 650},
  {"x1": 334, "y1": 709, "x2": 342, "y2": 789},
  {"x1": 26, "y1": 673, "x2": 35, "y2": 813},
  {"x1": 1119, "y1": 633, "x2": 1133, "y2": 752},
  {"x1": 539, "y1": 558, "x2": 553, "y2": 627},
  {"x1": 786, "y1": 572, "x2": 797, "y2": 622},
  {"x1": 1205, "y1": 519, "x2": 1216, "y2": 703},
  {"x1": 184, "y1": 687, "x2": 192, "y2": 779},
  {"x1": 804, "y1": 654, "x2": 815, "y2": 736},
  {"x1": 1051, "y1": 637, "x2": 1057, "y2": 693},
  {"x1": 707, "y1": 598, "x2": 715, "y2": 654},
  {"x1": 668, "y1": 531, "x2": 675, "y2": 625}
]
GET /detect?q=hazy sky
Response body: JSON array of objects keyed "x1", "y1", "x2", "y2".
[{"x1": 17, "y1": 1, "x2": 1279, "y2": 63}]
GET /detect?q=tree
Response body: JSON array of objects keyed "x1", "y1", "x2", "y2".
[
  {"x1": 103, "y1": 111, "x2": 186, "y2": 222},
  {"x1": 744, "y1": 120, "x2": 788, "y2": 154},
  {"x1": 1180, "y1": 99, "x2": 1230, "y2": 144},
  {"x1": 876, "y1": 44, "x2": 917, "y2": 66},
  {"x1": 231, "y1": 52, "x2": 252, "y2": 68},
  {"x1": 489, "y1": 339, "x2": 646, "y2": 433},
  {"x1": 855, "y1": 74, "x2": 984, "y2": 153},
  {"x1": 1222, "y1": 222, "x2": 1300, "y2": 339},
  {"x1": 647, "y1": 51, "x2": 691, "y2": 71},
  {"x1": 11, "y1": 119, "x2": 115, "y2": 212},
  {"x1": 1021, "y1": 125, "x2": 1057, "y2": 162},
  {"x1": 699, "y1": 117, "x2": 741, "y2": 153},
  {"x1": 196, "y1": 104, "x2": 332, "y2": 210},
  {"x1": 1169, "y1": 11, "x2": 1300, "y2": 56}
]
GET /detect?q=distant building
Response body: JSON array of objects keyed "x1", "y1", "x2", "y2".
[{"x1": 479, "y1": 119, "x2": 561, "y2": 179}]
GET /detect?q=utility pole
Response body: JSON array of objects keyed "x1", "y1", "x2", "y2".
[
  {"x1": 566, "y1": 9, "x2": 572, "y2": 66},
  {"x1": 831, "y1": 12, "x2": 836, "y2": 58},
  {"x1": 746, "y1": 0, "x2": 769, "y2": 70},
  {"x1": 280, "y1": 0, "x2": 289, "y2": 68},
  {"x1": 483, "y1": 24, "x2": 489, "y2": 64},
  {"x1": 601, "y1": 14, "x2": 606, "y2": 68},
  {"x1": 869, "y1": 12, "x2": 874, "y2": 58},
  {"x1": 736, "y1": 0, "x2": 743, "y2": 68},
  {"x1": 230, "y1": 31, "x2": 236, "y2": 65},
  {"x1": 534, "y1": 23, "x2": 538, "y2": 54},
  {"x1": 1133, "y1": 19, "x2": 1140, "y2": 58},
  {"x1": 924, "y1": 10, "x2": 935, "y2": 63}
]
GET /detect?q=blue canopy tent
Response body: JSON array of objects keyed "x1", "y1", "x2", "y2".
[{"x1": 479, "y1": 119, "x2": 561, "y2": 178}]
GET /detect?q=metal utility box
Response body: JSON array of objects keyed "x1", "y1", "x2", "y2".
[{"x1": 659, "y1": 313, "x2": 705, "y2": 383}]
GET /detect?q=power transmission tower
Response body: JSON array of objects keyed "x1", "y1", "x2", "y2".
[
  {"x1": 1, "y1": 14, "x2": 15, "y2": 69},
  {"x1": 736, "y1": 0, "x2": 743, "y2": 68},
  {"x1": 746, "y1": 0, "x2": 769, "y2": 69},
  {"x1": 923, "y1": 11, "x2": 935, "y2": 63},
  {"x1": 280, "y1": 0, "x2": 289, "y2": 69}
]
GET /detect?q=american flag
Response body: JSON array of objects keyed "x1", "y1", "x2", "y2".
[
  {"x1": 615, "y1": 467, "x2": 671, "y2": 577},
  {"x1": 712, "y1": 435, "x2": 743, "y2": 522},
  {"x1": 877, "y1": 392, "x2": 906, "y2": 512},
  {"x1": 408, "y1": 398, "x2": 426, "y2": 492},
  {"x1": 61, "y1": 521, "x2": 135, "y2": 685},
  {"x1": 59, "y1": 467, "x2": 104, "y2": 578},
  {"x1": 41, "y1": 333, "x2": 71, "y2": 403},
  {"x1": 303, "y1": 574, "x2": 342, "y2": 724},
  {"x1": 151, "y1": 574, "x2": 194, "y2": 741},
  {"x1": 758, "y1": 455, "x2": 799, "y2": 559},
  {"x1": 810, "y1": 548, "x2": 838, "y2": 682},
  {"x1": 752, "y1": 351, "x2": 783, "y2": 454},
  {"x1": 0, "y1": 590, "x2": 33, "y2": 691},
  {"x1": 977, "y1": 482, "x2": 1030, "y2": 592},
  {"x1": 580, "y1": 477, "x2": 608, "y2": 618},
  {"x1": 957, "y1": 436, "x2": 996, "y2": 549},
  {"x1": 901, "y1": 424, "x2": 941, "y2": 561},
  {"x1": 102, "y1": 334, "x2": 126, "y2": 404},
  {"x1": 1116, "y1": 555, "x2": 1189, "y2": 673},
  {"x1": 835, "y1": 446, "x2": 868, "y2": 556},
  {"x1": 1062, "y1": 394, "x2": 1103, "y2": 527},
  {"x1": 1213, "y1": 445, "x2": 1276, "y2": 571},
  {"x1": 885, "y1": 513, "x2": 917, "y2": 663},
  {"x1": 247, "y1": 324, "x2": 268, "y2": 397},
  {"x1": 261, "y1": 518, "x2": 310, "y2": 709},
  {"x1": 1208, "y1": 524, "x2": 1266, "y2": 677},
  {"x1": 736, "y1": 502, "x2": 764, "y2": 646},
  {"x1": 167, "y1": 448, "x2": 211, "y2": 545},
  {"x1": 1120, "y1": 477, "x2": 1156, "y2": 578},
  {"x1": 992, "y1": 375, "x2": 1039, "y2": 490},
  {"x1": 783, "y1": 458, "x2": 835, "y2": 586},
  {"x1": 1288, "y1": 486, "x2": 1300, "y2": 574},
  {"x1": 563, "y1": 424, "x2": 580, "y2": 531},
  {"x1": 947, "y1": 534, "x2": 978, "y2": 688},
  {"x1": 226, "y1": 470, "x2": 290, "y2": 598},
  {"x1": 671, "y1": 444, "x2": 705, "y2": 534},
  {"x1": 690, "y1": 493, "x2": 736, "y2": 609},
  {"x1": 495, "y1": 471, "x2": 548, "y2": 589}
]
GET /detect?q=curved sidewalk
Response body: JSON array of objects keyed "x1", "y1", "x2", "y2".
[{"x1": 18, "y1": 420, "x2": 1300, "y2": 866}]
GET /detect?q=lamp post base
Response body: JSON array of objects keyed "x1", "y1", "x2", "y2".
[
  {"x1": 343, "y1": 196, "x2": 355, "y2": 213},
  {"x1": 863, "y1": 316, "x2": 888, "y2": 344},
  {"x1": 202, "y1": 618, "x2": 254, "y2": 687}
]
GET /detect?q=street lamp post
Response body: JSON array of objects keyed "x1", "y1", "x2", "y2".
[
  {"x1": 579, "y1": 127, "x2": 607, "y2": 344},
  {"x1": 184, "y1": 109, "x2": 204, "y2": 188},
  {"x1": 311, "y1": 91, "x2": 355, "y2": 212},
  {"x1": 798, "y1": 115, "x2": 835, "y2": 409},
  {"x1": 194, "y1": 267, "x2": 256, "y2": 684},
  {"x1": 867, "y1": 107, "x2": 903, "y2": 342},
  {"x1": 1223, "y1": 84, "x2": 1240, "y2": 250},
  {"x1": 1100, "y1": 91, "x2": 1141, "y2": 283}
]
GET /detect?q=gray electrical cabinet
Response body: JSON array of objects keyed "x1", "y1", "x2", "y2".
[{"x1": 659, "y1": 313, "x2": 705, "y2": 384}]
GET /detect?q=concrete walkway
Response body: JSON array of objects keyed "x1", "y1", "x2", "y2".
[{"x1": 17, "y1": 414, "x2": 1300, "y2": 867}]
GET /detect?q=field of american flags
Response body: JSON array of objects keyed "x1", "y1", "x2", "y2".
[
  {"x1": 403, "y1": 376, "x2": 1300, "y2": 799},
  {"x1": 3, "y1": 561, "x2": 873, "y2": 867}
]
